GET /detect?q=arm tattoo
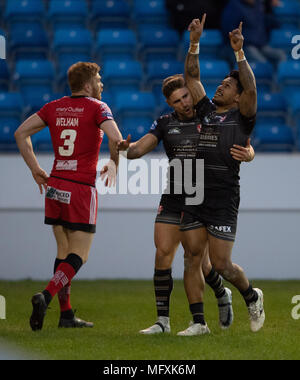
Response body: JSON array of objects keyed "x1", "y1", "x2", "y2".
[
  {"x1": 238, "y1": 60, "x2": 256, "y2": 92},
  {"x1": 185, "y1": 52, "x2": 200, "y2": 80}
]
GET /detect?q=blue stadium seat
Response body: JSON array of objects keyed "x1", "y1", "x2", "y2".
[
  {"x1": 13, "y1": 59, "x2": 55, "y2": 89},
  {"x1": 101, "y1": 92, "x2": 114, "y2": 111},
  {"x1": 47, "y1": 0, "x2": 88, "y2": 28},
  {"x1": 289, "y1": 93, "x2": 300, "y2": 116},
  {"x1": 57, "y1": 53, "x2": 92, "y2": 92},
  {"x1": 9, "y1": 22, "x2": 48, "y2": 59},
  {"x1": 22, "y1": 87, "x2": 63, "y2": 118},
  {"x1": 121, "y1": 116, "x2": 153, "y2": 142},
  {"x1": 181, "y1": 29, "x2": 223, "y2": 60},
  {"x1": 157, "y1": 92, "x2": 173, "y2": 116},
  {"x1": 249, "y1": 61, "x2": 274, "y2": 92},
  {"x1": 254, "y1": 123, "x2": 295, "y2": 152},
  {"x1": 138, "y1": 27, "x2": 180, "y2": 60},
  {"x1": 200, "y1": 60, "x2": 230, "y2": 87},
  {"x1": 102, "y1": 60, "x2": 143, "y2": 94},
  {"x1": 96, "y1": 29, "x2": 138, "y2": 61},
  {"x1": 32, "y1": 127, "x2": 53, "y2": 151},
  {"x1": 257, "y1": 92, "x2": 287, "y2": 124},
  {"x1": 4, "y1": 0, "x2": 45, "y2": 24},
  {"x1": 0, "y1": 60, "x2": 10, "y2": 91},
  {"x1": 270, "y1": 29, "x2": 300, "y2": 53},
  {"x1": 114, "y1": 91, "x2": 156, "y2": 120},
  {"x1": 145, "y1": 59, "x2": 183, "y2": 95},
  {"x1": 132, "y1": 0, "x2": 169, "y2": 25},
  {"x1": 277, "y1": 60, "x2": 300, "y2": 99},
  {"x1": 0, "y1": 117, "x2": 20, "y2": 151},
  {"x1": 53, "y1": 28, "x2": 93, "y2": 55},
  {"x1": 273, "y1": 0, "x2": 300, "y2": 28},
  {"x1": 90, "y1": 0, "x2": 131, "y2": 29},
  {"x1": 0, "y1": 92, "x2": 23, "y2": 118},
  {"x1": 205, "y1": 85, "x2": 218, "y2": 100}
]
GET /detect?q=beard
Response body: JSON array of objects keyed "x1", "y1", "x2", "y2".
[
  {"x1": 212, "y1": 96, "x2": 225, "y2": 106},
  {"x1": 92, "y1": 86, "x2": 101, "y2": 101}
]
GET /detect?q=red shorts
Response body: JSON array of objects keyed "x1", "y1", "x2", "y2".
[{"x1": 45, "y1": 176, "x2": 98, "y2": 233}]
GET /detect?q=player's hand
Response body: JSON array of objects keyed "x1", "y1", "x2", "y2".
[
  {"x1": 100, "y1": 159, "x2": 117, "y2": 187},
  {"x1": 230, "y1": 138, "x2": 254, "y2": 162},
  {"x1": 188, "y1": 14, "x2": 206, "y2": 43},
  {"x1": 117, "y1": 134, "x2": 131, "y2": 152},
  {"x1": 31, "y1": 167, "x2": 49, "y2": 194},
  {"x1": 229, "y1": 22, "x2": 244, "y2": 51}
]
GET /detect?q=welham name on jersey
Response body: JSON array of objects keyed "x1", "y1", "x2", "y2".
[{"x1": 56, "y1": 118, "x2": 79, "y2": 127}]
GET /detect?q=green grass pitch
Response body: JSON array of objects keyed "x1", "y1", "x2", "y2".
[{"x1": 0, "y1": 279, "x2": 300, "y2": 360}]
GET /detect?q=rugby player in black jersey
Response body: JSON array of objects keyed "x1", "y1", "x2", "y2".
[
  {"x1": 118, "y1": 15, "x2": 257, "y2": 335},
  {"x1": 174, "y1": 17, "x2": 265, "y2": 336}
]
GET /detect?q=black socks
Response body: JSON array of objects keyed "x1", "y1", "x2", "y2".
[{"x1": 154, "y1": 268, "x2": 173, "y2": 317}]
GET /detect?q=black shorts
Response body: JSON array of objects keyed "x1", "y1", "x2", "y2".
[
  {"x1": 179, "y1": 192, "x2": 240, "y2": 242},
  {"x1": 155, "y1": 194, "x2": 184, "y2": 225}
]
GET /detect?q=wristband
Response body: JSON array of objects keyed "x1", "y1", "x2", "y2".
[
  {"x1": 119, "y1": 148, "x2": 129, "y2": 158},
  {"x1": 235, "y1": 49, "x2": 246, "y2": 62},
  {"x1": 189, "y1": 43, "x2": 199, "y2": 55}
]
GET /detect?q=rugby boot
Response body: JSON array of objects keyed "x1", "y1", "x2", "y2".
[
  {"x1": 139, "y1": 316, "x2": 170, "y2": 334},
  {"x1": 218, "y1": 287, "x2": 234, "y2": 329},
  {"x1": 177, "y1": 323, "x2": 210, "y2": 336},
  {"x1": 30, "y1": 293, "x2": 48, "y2": 331},
  {"x1": 248, "y1": 288, "x2": 265, "y2": 332},
  {"x1": 58, "y1": 312, "x2": 94, "y2": 328}
]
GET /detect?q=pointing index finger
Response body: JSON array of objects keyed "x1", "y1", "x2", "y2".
[{"x1": 239, "y1": 21, "x2": 243, "y2": 32}]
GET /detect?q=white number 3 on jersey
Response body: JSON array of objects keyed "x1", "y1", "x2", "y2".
[{"x1": 59, "y1": 129, "x2": 77, "y2": 157}]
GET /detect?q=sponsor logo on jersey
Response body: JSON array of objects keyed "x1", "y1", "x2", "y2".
[
  {"x1": 216, "y1": 115, "x2": 227, "y2": 123},
  {"x1": 168, "y1": 127, "x2": 181, "y2": 134},
  {"x1": 46, "y1": 187, "x2": 71, "y2": 204},
  {"x1": 56, "y1": 107, "x2": 84, "y2": 113},
  {"x1": 150, "y1": 120, "x2": 157, "y2": 131},
  {"x1": 56, "y1": 160, "x2": 78, "y2": 171},
  {"x1": 197, "y1": 124, "x2": 202, "y2": 133}
]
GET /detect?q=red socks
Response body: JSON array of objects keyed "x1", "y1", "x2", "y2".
[
  {"x1": 43, "y1": 254, "x2": 83, "y2": 306},
  {"x1": 58, "y1": 282, "x2": 72, "y2": 312},
  {"x1": 45, "y1": 262, "x2": 76, "y2": 298}
]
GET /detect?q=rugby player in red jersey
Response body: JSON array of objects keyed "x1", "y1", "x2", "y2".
[{"x1": 15, "y1": 62, "x2": 123, "y2": 331}]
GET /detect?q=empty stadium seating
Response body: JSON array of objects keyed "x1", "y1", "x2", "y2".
[
  {"x1": 0, "y1": 0, "x2": 299, "y2": 152},
  {"x1": 254, "y1": 123, "x2": 295, "y2": 152}
]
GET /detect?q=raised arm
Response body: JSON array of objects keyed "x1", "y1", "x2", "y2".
[
  {"x1": 184, "y1": 15, "x2": 207, "y2": 105},
  {"x1": 229, "y1": 22, "x2": 257, "y2": 117}
]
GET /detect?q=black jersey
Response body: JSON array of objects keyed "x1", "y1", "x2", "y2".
[
  {"x1": 195, "y1": 96, "x2": 256, "y2": 192},
  {"x1": 149, "y1": 108, "x2": 203, "y2": 197}
]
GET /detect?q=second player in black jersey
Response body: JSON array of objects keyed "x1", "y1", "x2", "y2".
[{"x1": 176, "y1": 17, "x2": 265, "y2": 335}]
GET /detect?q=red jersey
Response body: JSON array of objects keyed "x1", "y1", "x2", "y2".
[{"x1": 37, "y1": 96, "x2": 113, "y2": 186}]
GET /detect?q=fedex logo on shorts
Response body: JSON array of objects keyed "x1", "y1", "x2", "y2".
[
  {"x1": 210, "y1": 225, "x2": 232, "y2": 233},
  {"x1": 46, "y1": 187, "x2": 71, "y2": 204}
]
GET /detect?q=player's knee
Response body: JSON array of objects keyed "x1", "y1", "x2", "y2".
[
  {"x1": 156, "y1": 246, "x2": 172, "y2": 260},
  {"x1": 213, "y1": 258, "x2": 232, "y2": 278}
]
